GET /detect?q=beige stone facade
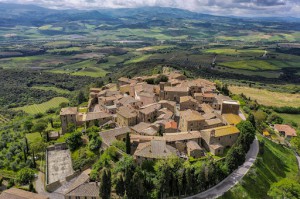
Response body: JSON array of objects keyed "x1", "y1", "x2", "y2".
[
  {"x1": 116, "y1": 106, "x2": 138, "y2": 127},
  {"x1": 180, "y1": 96, "x2": 199, "y2": 111},
  {"x1": 179, "y1": 110, "x2": 205, "y2": 132},
  {"x1": 201, "y1": 125, "x2": 240, "y2": 155},
  {"x1": 60, "y1": 107, "x2": 78, "y2": 134}
]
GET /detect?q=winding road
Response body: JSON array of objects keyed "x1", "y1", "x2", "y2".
[{"x1": 186, "y1": 137, "x2": 259, "y2": 199}]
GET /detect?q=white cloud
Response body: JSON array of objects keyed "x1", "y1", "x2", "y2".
[{"x1": 0, "y1": 0, "x2": 299, "y2": 17}]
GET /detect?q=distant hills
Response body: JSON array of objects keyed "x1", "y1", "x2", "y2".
[{"x1": 0, "y1": 2, "x2": 299, "y2": 28}]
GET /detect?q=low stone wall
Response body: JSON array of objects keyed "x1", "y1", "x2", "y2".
[
  {"x1": 65, "y1": 170, "x2": 80, "y2": 182},
  {"x1": 47, "y1": 143, "x2": 68, "y2": 152},
  {"x1": 46, "y1": 180, "x2": 62, "y2": 192}
]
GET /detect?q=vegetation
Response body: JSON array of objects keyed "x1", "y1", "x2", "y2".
[
  {"x1": 221, "y1": 135, "x2": 298, "y2": 199},
  {"x1": 66, "y1": 131, "x2": 83, "y2": 151}
]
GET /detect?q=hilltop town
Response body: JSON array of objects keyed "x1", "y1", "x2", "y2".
[{"x1": 61, "y1": 69, "x2": 243, "y2": 159}]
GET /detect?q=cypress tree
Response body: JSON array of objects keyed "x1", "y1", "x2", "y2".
[
  {"x1": 126, "y1": 133, "x2": 131, "y2": 155},
  {"x1": 116, "y1": 175, "x2": 125, "y2": 198},
  {"x1": 100, "y1": 168, "x2": 111, "y2": 199}
]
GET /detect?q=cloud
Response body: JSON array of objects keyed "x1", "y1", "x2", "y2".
[{"x1": 0, "y1": 0, "x2": 299, "y2": 17}]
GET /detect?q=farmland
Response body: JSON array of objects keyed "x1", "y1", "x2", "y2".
[
  {"x1": 31, "y1": 86, "x2": 71, "y2": 94},
  {"x1": 219, "y1": 60, "x2": 279, "y2": 71},
  {"x1": 229, "y1": 86, "x2": 300, "y2": 107},
  {"x1": 13, "y1": 97, "x2": 69, "y2": 114}
]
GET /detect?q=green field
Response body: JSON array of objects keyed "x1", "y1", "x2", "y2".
[
  {"x1": 38, "y1": 25, "x2": 63, "y2": 31},
  {"x1": 220, "y1": 60, "x2": 279, "y2": 71},
  {"x1": 26, "y1": 132, "x2": 43, "y2": 143},
  {"x1": 221, "y1": 135, "x2": 298, "y2": 199},
  {"x1": 51, "y1": 60, "x2": 108, "y2": 77},
  {"x1": 125, "y1": 54, "x2": 153, "y2": 64},
  {"x1": 205, "y1": 48, "x2": 265, "y2": 55},
  {"x1": 13, "y1": 97, "x2": 69, "y2": 114},
  {"x1": 47, "y1": 47, "x2": 81, "y2": 53},
  {"x1": 32, "y1": 86, "x2": 71, "y2": 94},
  {"x1": 278, "y1": 113, "x2": 300, "y2": 127}
]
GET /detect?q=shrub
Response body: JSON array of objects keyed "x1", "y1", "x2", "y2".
[
  {"x1": 16, "y1": 168, "x2": 35, "y2": 185},
  {"x1": 66, "y1": 131, "x2": 83, "y2": 151}
]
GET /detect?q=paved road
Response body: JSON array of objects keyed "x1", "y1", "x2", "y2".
[{"x1": 186, "y1": 137, "x2": 259, "y2": 199}]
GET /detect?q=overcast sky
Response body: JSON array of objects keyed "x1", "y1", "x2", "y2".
[{"x1": 0, "y1": 0, "x2": 299, "y2": 17}]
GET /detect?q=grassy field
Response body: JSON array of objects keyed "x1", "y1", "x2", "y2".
[
  {"x1": 221, "y1": 135, "x2": 298, "y2": 199},
  {"x1": 220, "y1": 60, "x2": 279, "y2": 71},
  {"x1": 124, "y1": 54, "x2": 153, "y2": 64},
  {"x1": 51, "y1": 60, "x2": 108, "y2": 77},
  {"x1": 136, "y1": 45, "x2": 174, "y2": 52},
  {"x1": 26, "y1": 132, "x2": 43, "y2": 143},
  {"x1": 229, "y1": 86, "x2": 300, "y2": 107},
  {"x1": 205, "y1": 48, "x2": 265, "y2": 55},
  {"x1": 13, "y1": 97, "x2": 69, "y2": 114},
  {"x1": 31, "y1": 86, "x2": 71, "y2": 94},
  {"x1": 47, "y1": 47, "x2": 81, "y2": 53},
  {"x1": 278, "y1": 113, "x2": 300, "y2": 127}
]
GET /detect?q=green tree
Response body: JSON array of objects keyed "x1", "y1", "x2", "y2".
[
  {"x1": 248, "y1": 113, "x2": 256, "y2": 129},
  {"x1": 48, "y1": 118, "x2": 54, "y2": 128},
  {"x1": 16, "y1": 168, "x2": 35, "y2": 185},
  {"x1": 268, "y1": 178, "x2": 300, "y2": 199},
  {"x1": 67, "y1": 123, "x2": 76, "y2": 133},
  {"x1": 95, "y1": 80, "x2": 104, "y2": 88},
  {"x1": 32, "y1": 121, "x2": 47, "y2": 137},
  {"x1": 115, "y1": 174, "x2": 125, "y2": 198},
  {"x1": 237, "y1": 120, "x2": 256, "y2": 152},
  {"x1": 29, "y1": 137, "x2": 47, "y2": 168},
  {"x1": 126, "y1": 133, "x2": 131, "y2": 155},
  {"x1": 89, "y1": 137, "x2": 102, "y2": 152},
  {"x1": 158, "y1": 125, "x2": 163, "y2": 136},
  {"x1": 23, "y1": 120, "x2": 33, "y2": 132},
  {"x1": 267, "y1": 112, "x2": 283, "y2": 124},
  {"x1": 100, "y1": 168, "x2": 111, "y2": 199},
  {"x1": 66, "y1": 131, "x2": 83, "y2": 151},
  {"x1": 77, "y1": 91, "x2": 86, "y2": 105},
  {"x1": 225, "y1": 145, "x2": 245, "y2": 173}
]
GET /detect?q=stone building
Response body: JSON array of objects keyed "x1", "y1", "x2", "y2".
[
  {"x1": 116, "y1": 106, "x2": 138, "y2": 127},
  {"x1": 201, "y1": 125, "x2": 240, "y2": 155},
  {"x1": 138, "y1": 103, "x2": 161, "y2": 123},
  {"x1": 221, "y1": 100, "x2": 240, "y2": 115},
  {"x1": 186, "y1": 140, "x2": 204, "y2": 158},
  {"x1": 60, "y1": 107, "x2": 78, "y2": 134},
  {"x1": 179, "y1": 110, "x2": 205, "y2": 132},
  {"x1": 179, "y1": 96, "x2": 199, "y2": 111},
  {"x1": 134, "y1": 139, "x2": 177, "y2": 164},
  {"x1": 161, "y1": 86, "x2": 189, "y2": 103}
]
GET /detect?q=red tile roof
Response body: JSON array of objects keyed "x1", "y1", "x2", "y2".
[
  {"x1": 165, "y1": 121, "x2": 177, "y2": 129},
  {"x1": 274, "y1": 124, "x2": 297, "y2": 137}
]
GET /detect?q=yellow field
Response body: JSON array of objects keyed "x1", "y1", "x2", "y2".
[{"x1": 229, "y1": 86, "x2": 300, "y2": 107}]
